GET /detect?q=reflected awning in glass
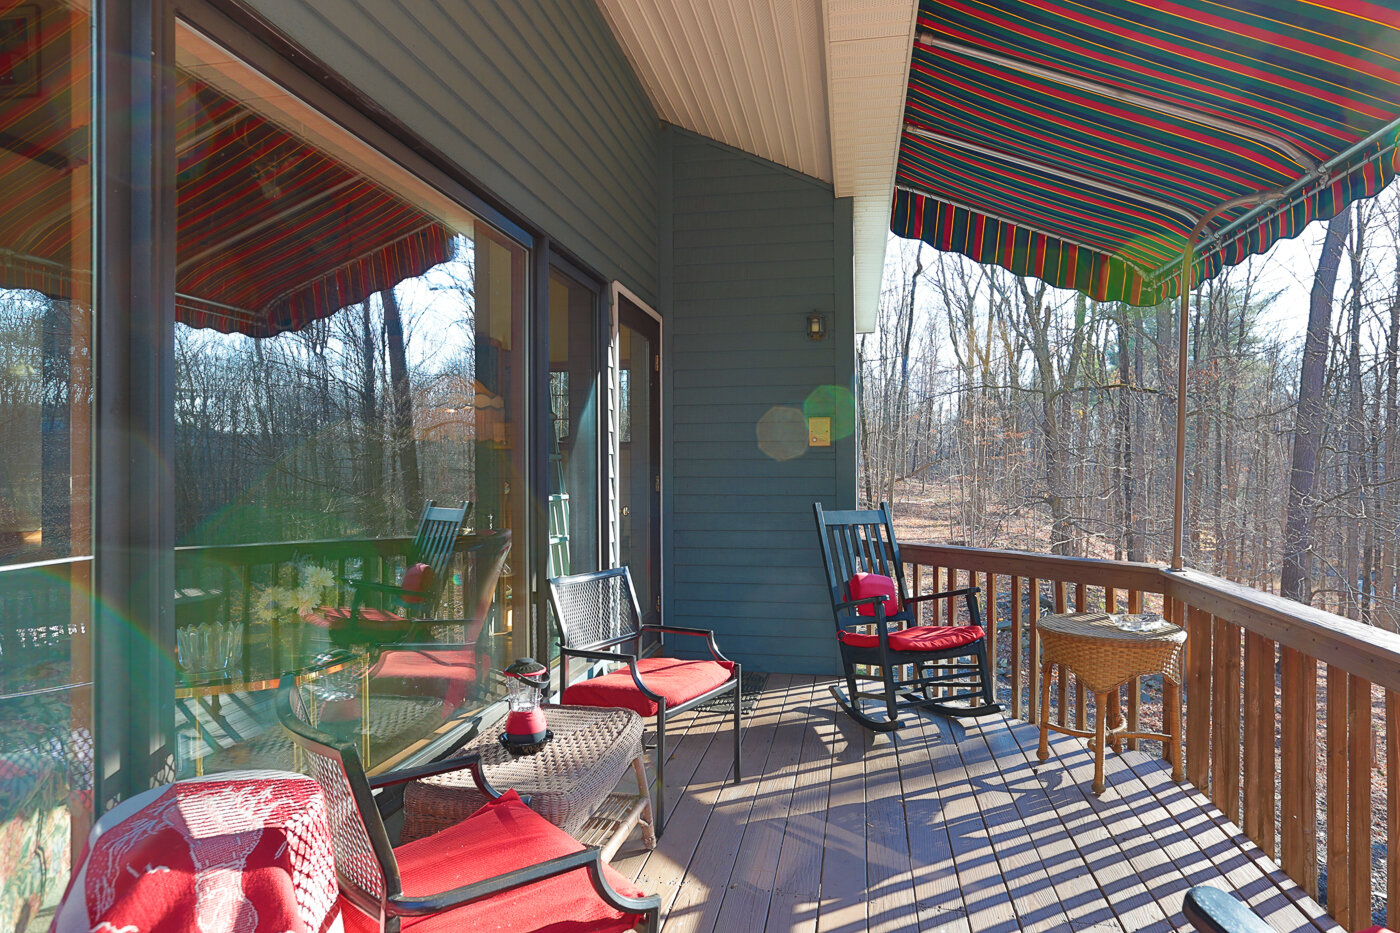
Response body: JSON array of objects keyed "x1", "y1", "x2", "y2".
[{"x1": 891, "y1": 0, "x2": 1400, "y2": 305}]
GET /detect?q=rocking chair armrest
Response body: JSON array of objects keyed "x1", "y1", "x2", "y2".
[
  {"x1": 367, "y1": 752, "x2": 503, "y2": 799},
  {"x1": 387, "y1": 847, "x2": 661, "y2": 917},
  {"x1": 347, "y1": 579, "x2": 418, "y2": 599},
  {"x1": 638, "y1": 624, "x2": 732, "y2": 662},
  {"x1": 834, "y1": 594, "x2": 897, "y2": 614},
  {"x1": 906, "y1": 586, "x2": 980, "y2": 604}
]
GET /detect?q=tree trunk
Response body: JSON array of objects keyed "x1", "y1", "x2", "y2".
[
  {"x1": 1281, "y1": 207, "x2": 1352, "y2": 603},
  {"x1": 381, "y1": 288, "x2": 423, "y2": 524}
]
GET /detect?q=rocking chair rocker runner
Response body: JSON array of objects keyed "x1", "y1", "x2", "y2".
[{"x1": 813, "y1": 502, "x2": 1002, "y2": 732}]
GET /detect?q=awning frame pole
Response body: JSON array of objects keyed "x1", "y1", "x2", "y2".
[{"x1": 1171, "y1": 190, "x2": 1285, "y2": 571}]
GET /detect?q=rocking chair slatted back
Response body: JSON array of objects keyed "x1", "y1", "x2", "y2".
[
  {"x1": 406, "y1": 500, "x2": 471, "y2": 613},
  {"x1": 813, "y1": 503, "x2": 909, "y2": 623}
]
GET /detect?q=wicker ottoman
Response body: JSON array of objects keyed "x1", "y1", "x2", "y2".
[{"x1": 402, "y1": 704, "x2": 655, "y2": 858}]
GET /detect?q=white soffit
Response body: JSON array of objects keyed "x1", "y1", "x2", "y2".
[
  {"x1": 824, "y1": 1, "x2": 918, "y2": 333},
  {"x1": 596, "y1": 0, "x2": 833, "y2": 183},
  {"x1": 595, "y1": 0, "x2": 915, "y2": 333}
]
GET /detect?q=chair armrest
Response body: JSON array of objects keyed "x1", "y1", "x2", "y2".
[
  {"x1": 560, "y1": 647, "x2": 664, "y2": 704},
  {"x1": 387, "y1": 847, "x2": 660, "y2": 917},
  {"x1": 639, "y1": 625, "x2": 732, "y2": 663},
  {"x1": 1182, "y1": 886, "x2": 1275, "y2": 933},
  {"x1": 348, "y1": 579, "x2": 417, "y2": 599},
  {"x1": 905, "y1": 586, "x2": 980, "y2": 604},
  {"x1": 561, "y1": 646, "x2": 638, "y2": 664},
  {"x1": 834, "y1": 594, "x2": 897, "y2": 613},
  {"x1": 367, "y1": 752, "x2": 502, "y2": 799}
]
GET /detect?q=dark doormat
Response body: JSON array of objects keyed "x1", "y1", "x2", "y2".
[{"x1": 694, "y1": 671, "x2": 768, "y2": 717}]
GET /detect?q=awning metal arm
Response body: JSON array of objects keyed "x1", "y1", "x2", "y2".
[
  {"x1": 904, "y1": 123, "x2": 1202, "y2": 226},
  {"x1": 918, "y1": 33, "x2": 1320, "y2": 173}
]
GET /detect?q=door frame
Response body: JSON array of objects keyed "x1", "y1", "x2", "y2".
[{"x1": 608, "y1": 282, "x2": 661, "y2": 623}]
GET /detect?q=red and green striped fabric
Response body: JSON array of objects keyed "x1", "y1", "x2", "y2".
[{"x1": 892, "y1": 0, "x2": 1400, "y2": 305}]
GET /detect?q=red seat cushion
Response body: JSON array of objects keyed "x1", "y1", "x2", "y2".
[
  {"x1": 839, "y1": 624, "x2": 985, "y2": 653},
  {"x1": 303, "y1": 605, "x2": 408, "y2": 632},
  {"x1": 848, "y1": 572, "x2": 904, "y2": 618},
  {"x1": 372, "y1": 648, "x2": 480, "y2": 711},
  {"x1": 561, "y1": 657, "x2": 735, "y2": 717},
  {"x1": 340, "y1": 790, "x2": 646, "y2": 933}
]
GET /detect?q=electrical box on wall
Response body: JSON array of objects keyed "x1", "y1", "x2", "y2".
[{"x1": 808, "y1": 417, "x2": 831, "y2": 447}]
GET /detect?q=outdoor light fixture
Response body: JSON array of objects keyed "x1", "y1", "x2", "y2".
[
  {"x1": 499, "y1": 657, "x2": 552, "y2": 755},
  {"x1": 807, "y1": 312, "x2": 827, "y2": 340}
]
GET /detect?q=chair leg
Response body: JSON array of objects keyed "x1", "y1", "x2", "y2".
[
  {"x1": 732, "y1": 663, "x2": 742, "y2": 783},
  {"x1": 843, "y1": 656, "x2": 861, "y2": 717},
  {"x1": 655, "y1": 702, "x2": 667, "y2": 837},
  {"x1": 977, "y1": 639, "x2": 997, "y2": 707},
  {"x1": 882, "y1": 660, "x2": 899, "y2": 725}
]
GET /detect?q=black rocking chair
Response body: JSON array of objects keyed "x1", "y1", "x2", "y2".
[{"x1": 813, "y1": 501, "x2": 1002, "y2": 732}]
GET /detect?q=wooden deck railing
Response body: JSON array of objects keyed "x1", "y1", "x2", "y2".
[{"x1": 901, "y1": 543, "x2": 1399, "y2": 930}]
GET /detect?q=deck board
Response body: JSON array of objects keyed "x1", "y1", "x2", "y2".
[{"x1": 602, "y1": 675, "x2": 1341, "y2": 932}]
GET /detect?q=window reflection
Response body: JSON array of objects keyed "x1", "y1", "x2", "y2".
[
  {"x1": 0, "y1": 2, "x2": 93, "y2": 929},
  {"x1": 172, "y1": 25, "x2": 525, "y2": 777}
]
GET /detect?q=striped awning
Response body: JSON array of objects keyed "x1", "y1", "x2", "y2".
[
  {"x1": 892, "y1": 0, "x2": 1400, "y2": 305},
  {"x1": 0, "y1": 36, "x2": 451, "y2": 338},
  {"x1": 173, "y1": 79, "x2": 452, "y2": 337}
]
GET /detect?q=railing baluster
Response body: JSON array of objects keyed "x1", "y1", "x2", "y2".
[
  {"x1": 1348, "y1": 675, "x2": 1372, "y2": 929},
  {"x1": 1186, "y1": 605, "x2": 1213, "y2": 792},
  {"x1": 1211, "y1": 619, "x2": 1241, "y2": 825},
  {"x1": 1104, "y1": 586, "x2": 1118, "y2": 613},
  {"x1": 1243, "y1": 630, "x2": 1277, "y2": 857},
  {"x1": 1055, "y1": 581, "x2": 1068, "y2": 728},
  {"x1": 1127, "y1": 589, "x2": 1143, "y2": 751},
  {"x1": 1281, "y1": 645, "x2": 1319, "y2": 898},
  {"x1": 1388, "y1": 690, "x2": 1399, "y2": 930},
  {"x1": 1029, "y1": 578, "x2": 1041, "y2": 725},
  {"x1": 1074, "y1": 583, "x2": 1087, "y2": 732},
  {"x1": 986, "y1": 571, "x2": 999, "y2": 705},
  {"x1": 930, "y1": 566, "x2": 942, "y2": 625},
  {"x1": 912, "y1": 564, "x2": 922, "y2": 625},
  {"x1": 1326, "y1": 664, "x2": 1350, "y2": 929},
  {"x1": 1010, "y1": 575, "x2": 1023, "y2": 720}
]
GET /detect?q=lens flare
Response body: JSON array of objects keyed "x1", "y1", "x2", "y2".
[{"x1": 757, "y1": 406, "x2": 808, "y2": 461}]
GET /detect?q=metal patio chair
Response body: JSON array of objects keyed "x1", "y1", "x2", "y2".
[
  {"x1": 549, "y1": 566, "x2": 741, "y2": 836},
  {"x1": 275, "y1": 677, "x2": 660, "y2": 933},
  {"x1": 813, "y1": 501, "x2": 1002, "y2": 732},
  {"x1": 308, "y1": 500, "x2": 469, "y2": 646}
]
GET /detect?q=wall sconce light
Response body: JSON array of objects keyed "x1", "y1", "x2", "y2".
[{"x1": 806, "y1": 312, "x2": 827, "y2": 341}]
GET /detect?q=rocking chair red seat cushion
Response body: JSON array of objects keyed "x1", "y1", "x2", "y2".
[
  {"x1": 561, "y1": 657, "x2": 735, "y2": 718},
  {"x1": 339, "y1": 790, "x2": 646, "y2": 933},
  {"x1": 838, "y1": 624, "x2": 986, "y2": 652},
  {"x1": 304, "y1": 605, "x2": 410, "y2": 631}
]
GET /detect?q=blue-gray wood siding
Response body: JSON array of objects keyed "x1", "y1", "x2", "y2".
[
  {"x1": 663, "y1": 127, "x2": 856, "y2": 675},
  {"x1": 238, "y1": 0, "x2": 662, "y2": 306}
]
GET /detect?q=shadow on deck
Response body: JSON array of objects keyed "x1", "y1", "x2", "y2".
[{"x1": 610, "y1": 673, "x2": 1340, "y2": 933}]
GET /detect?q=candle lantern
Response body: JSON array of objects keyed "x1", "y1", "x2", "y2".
[{"x1": 499, "y1": 657, "x2": 552, "y2": 755}]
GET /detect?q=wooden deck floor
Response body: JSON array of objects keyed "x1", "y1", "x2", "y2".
[{"x1": 610, "y1": 674, "x2": 1342, "y2": 933}]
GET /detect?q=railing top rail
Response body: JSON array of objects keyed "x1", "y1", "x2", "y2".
[
  {"x1": 1164, "y1": 567, "x2": 1400, "y2": 693},
  {"x1": 902, "y1": 542, "x2": 1167, "y2": 594}
]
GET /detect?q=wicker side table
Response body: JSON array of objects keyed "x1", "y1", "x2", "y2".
[
  {"x1": 1036, "y1": 612, "x2": 1186, "y2": 795},
  {"x1": 402, "y1": 704, "x2": 655, "y2": 859}
]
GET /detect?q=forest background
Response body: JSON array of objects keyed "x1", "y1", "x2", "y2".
[{"x1": 861, "y1": 186, "x2": 1400, "y2": 629}]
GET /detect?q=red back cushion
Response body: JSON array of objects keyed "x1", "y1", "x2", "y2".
[
  {"x1": 848, "y1": 572, "x2": 903, "y2": 619},
  {"x1": 400, "y1": 562, "x2": 435, "y2": 604}
]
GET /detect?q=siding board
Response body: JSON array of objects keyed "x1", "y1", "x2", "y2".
[
  {"x1": 240, "y1": 0, "x2": 661, "y2": 304},
  {"x1": 665, "y1": 128, "x2": 853, "y2": 675}
]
